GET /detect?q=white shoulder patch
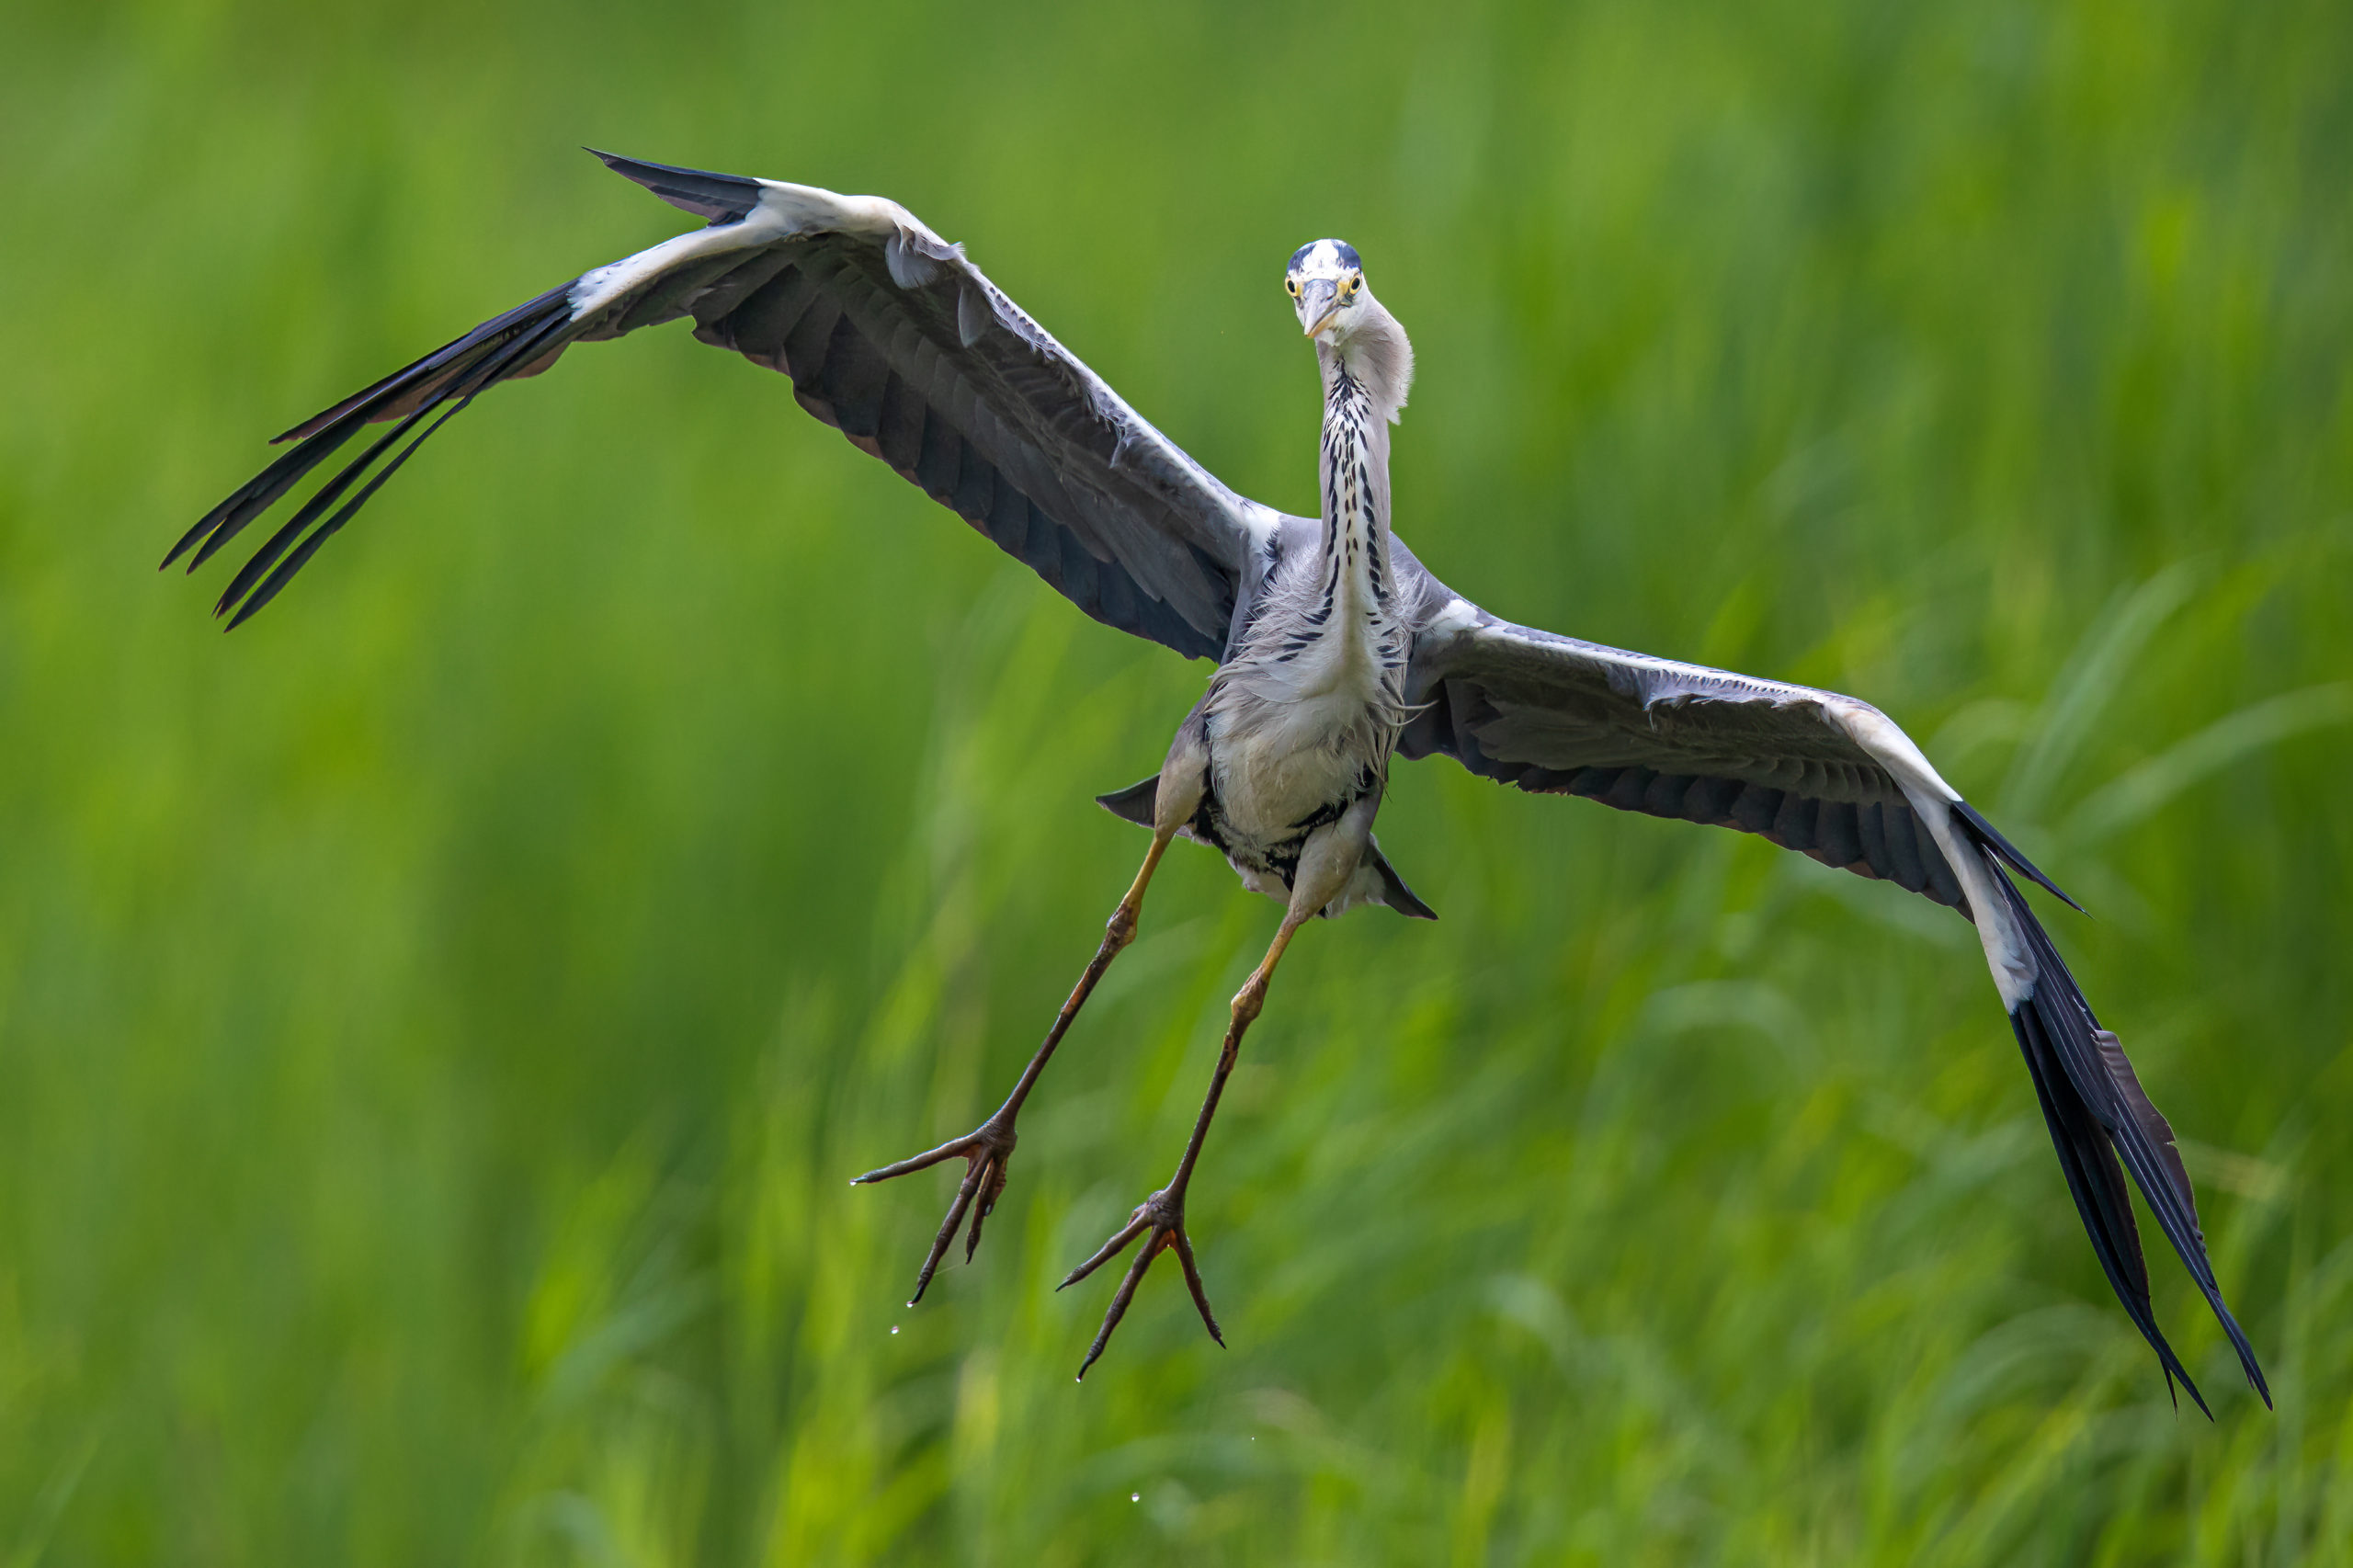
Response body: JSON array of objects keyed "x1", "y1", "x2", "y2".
[
  {"x1": 1825, "y1": 700, "x2": 1961, "y2": 804},
  {"x1": 568, "y1": 206, "x2": 793, "y2": 320}
]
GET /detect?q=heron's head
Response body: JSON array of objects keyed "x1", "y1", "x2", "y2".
[
  {"x1": 1285, "y1": 239, "x2": 1368, "y2": 343},
  {"x1": 1285, "y1": 237, "x2": 1414, "y2": 421}
]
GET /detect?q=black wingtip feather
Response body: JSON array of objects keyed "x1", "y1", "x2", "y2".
[
  {"x1": 586, "y1": 148, "x2": 764, "y2": 227},
  {"x1": 171, "y1": 284, "x2": 580, "y2": 586},
  {"x1": 222, "y1": 394, "x2": 483, "y2": 630},
  {"x1": 267, "y1": 281, "x2": 576, "y2": 446},
  {"x1": 179, "y1": 286, "x2": 581, "y2": 626},
  {"x1": 219, "y1": 312, "x2": 575, "y2": 627},
  {"x1": 1994, "y1": 871, "x2": 2269, "y2": 1409},
  {"x1": 213, "y1": 416, "x2": 419, "y2": 616},
  {"x1": 1956, "y1": 800, "x2": 2085, "y2": 914},
  {"x1": 164, "y1": 422, "x2": 364, "y2": 573},
  {"x1": 2008, "y1": 1000, "x2": 2211, "y2": 1416}
]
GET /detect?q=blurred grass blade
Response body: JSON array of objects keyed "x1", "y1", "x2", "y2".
[
  {"x1": 2064, "y1": 684, "x2": 2353, "y2": 846},
  {"x1": 4, "y1": 1431, "x2": 100, "y2": 1568},
  {"x1": 2003, "y1": 561, "x2": 2203, "y2": 823}
]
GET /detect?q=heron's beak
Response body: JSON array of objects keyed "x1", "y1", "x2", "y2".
[{"x1": 1299, "y1": 279, "x2": 1341, "y2": 337}]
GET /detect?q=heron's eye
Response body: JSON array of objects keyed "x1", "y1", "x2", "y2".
[
  {"x1": 1341, "y1": 275, "x2": 1359, "y2": 299},
  {"x1": 1286, "y1": 278, "x2": 1301, "y2": 297}
]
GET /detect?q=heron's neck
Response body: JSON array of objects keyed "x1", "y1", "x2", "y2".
[
  {"x1": 1212, "y1": 334, "x2": 1411, "y2": 722},
  {"x1": 1315, "y1": 353, "x2": 1395, "y2": 613},
  {"x1": 1311, "y1": 298, "x2": 1411, "y2": 597},
  {"x1": 1317, "y1": 359, "x2": 1383, "y2": 579}
]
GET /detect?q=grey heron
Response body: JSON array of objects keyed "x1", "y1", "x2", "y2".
[{"x1": 171, "y1": 151, "x2": 2268, "y2": 1406}]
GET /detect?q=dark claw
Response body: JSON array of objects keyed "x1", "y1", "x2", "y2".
[
  {"x1": 1056, "y1": 1207, "x2": 1152, "y2": 1290},
  {"x1": 852, "y1": 1118, "x2": 1017, "y2": 1306},
  {"x1": 962, "y1": 1158, "x2": 1009, "y2": 1264},
  {"x1": 1059, "y1": 1186, "x2": 1221, "y2": 1379},
  {"x1": 1074, "y1": 1233, "x2": 1160, "y2": 1380},
  {"x1": 1170, "y1": 1226, "x2": 1222, "y2": 1345}
]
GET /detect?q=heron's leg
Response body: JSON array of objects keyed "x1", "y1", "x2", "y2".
[
  {"x1": 852, "y1": 829, "x2": 1178, "y2": 1306},
  {"x1": 1058, "y1": 793, "x2": 1377, "y2": 1380}
]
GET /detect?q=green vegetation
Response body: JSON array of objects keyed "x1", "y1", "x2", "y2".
[{"x1": 5, "y1": 0, "x2": 2349, "y2": 1560}]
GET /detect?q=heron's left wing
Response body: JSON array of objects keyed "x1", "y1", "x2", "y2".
[
  {"x1": 168, "y1": 153, "x2": 1280, "y2": 657},
  {"x1": 1402, "y1": 594, "x2": 2268, "y2": 1413}
]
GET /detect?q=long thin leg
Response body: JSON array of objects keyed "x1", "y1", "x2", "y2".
[
  {"x1": 853, "y1": 830, "x2": 1177, "y2": 1305},
  {"x1": 1057, "y1": 791, "x2": 1380, "y2": 1378},
  {"x1": 1057, "y1": 914, "x2": 1305, "y2": 1379}
]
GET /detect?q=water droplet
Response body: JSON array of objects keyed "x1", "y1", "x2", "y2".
[
  {"x1": 890, "y1": 1324, "x2": 900, "y2": 1335},
  {"x1": 1130, "y1": 1493, "x2": 1140, "y2": 1503}
]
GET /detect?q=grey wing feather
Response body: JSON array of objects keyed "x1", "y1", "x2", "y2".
[
  {"x1": 1398, "y1": 592, "x2": 1969, "y2": 904},
  {"x1": 172, "y1": 152, "x2": 1280, "y2": 655}
]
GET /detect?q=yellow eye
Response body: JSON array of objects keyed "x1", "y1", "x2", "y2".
[
  {"x1": 1286, "y1": 278, "x2": 1302, "y2": 297},
  {"x1": 1341, "y1": 275, "x2": 1359, "y2": 298}
]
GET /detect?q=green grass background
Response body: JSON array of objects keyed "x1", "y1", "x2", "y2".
[{"x1": 5, "y1": 0, "x2": 2350, "y2": 1560}]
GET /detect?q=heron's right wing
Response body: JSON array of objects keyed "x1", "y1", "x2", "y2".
[{"x1": 169, "y1": 152, "x2": 1281, "y2": 655}]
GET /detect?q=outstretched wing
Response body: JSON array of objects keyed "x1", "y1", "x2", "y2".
[
  {"x1": 168, "y1": 152, "x2": 1281, "y2": 656},
  {"x1": 1402, "y1": 593, "x2": 2269, "y2": 1413}
]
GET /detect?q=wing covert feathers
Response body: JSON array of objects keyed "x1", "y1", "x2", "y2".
[{"x1": 1399, "y1": 618, "x2": 1972, "y2": 903}]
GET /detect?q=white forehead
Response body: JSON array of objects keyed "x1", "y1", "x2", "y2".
[{"x1": 1288, "y1": 239, "x2": 1361, "y2": 278}]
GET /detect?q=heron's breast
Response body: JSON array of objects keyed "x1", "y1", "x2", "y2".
[{"x1": 1203, "y1": 686, "x2": 1388, "y2": 846}]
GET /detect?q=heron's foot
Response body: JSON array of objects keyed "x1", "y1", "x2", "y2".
[
  {"x1": 850, "y1": 1110, "x2": 1019, "y2": 1307},
  {"x1": 1056, "y1": 1176, "x2": 1222, "y2": 1380}
]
